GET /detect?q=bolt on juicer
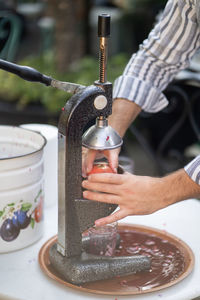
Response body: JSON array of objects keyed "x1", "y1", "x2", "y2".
[{"x1": 0, "y1": 14, "x2": 150, "y2": 284}]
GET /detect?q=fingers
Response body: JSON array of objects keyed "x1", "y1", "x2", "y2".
[
  {"x1": 87, "y1": 173, "x2": 125, "y2": 184},
  {"x1": 105, "y1": 148, "x2": 120, "y2": 173},
  {"x1": 82, "y1": 147, "x2": 121, "y2": 178},
  {"x1": 83, "y1": 190, "x2": 120, "y2": 205},
  {"x1": 95, "y1": 209, "x2": 129, "y2": 226},
  {"x1": 82, "y1": 149, "x2": 97, "y2": 177},
  {"x1": 86, "y1": 150, "x2": 97, "y2": 174},
  {"x1": 82, "y1": 147, "x2": 88, "y2": 177},
  {"x1": 83, "y1": 181, "x2": 119, "y2": 194}
]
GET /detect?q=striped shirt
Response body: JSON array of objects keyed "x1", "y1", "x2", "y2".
[{"x1": 113, "y1": 0, "x2": 200, "y2": 185}]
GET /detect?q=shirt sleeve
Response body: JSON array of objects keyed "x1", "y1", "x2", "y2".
[
  {"x1": 113, "y1": 0, "x2": 200, "y2": 113},
  {"x1": 184, "y1": 155, "x2": 200, "y2": 185}
]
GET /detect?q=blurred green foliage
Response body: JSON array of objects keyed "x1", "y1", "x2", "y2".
[{"x1": 0, "y1": 52, "x2": 128, "y2": 112}]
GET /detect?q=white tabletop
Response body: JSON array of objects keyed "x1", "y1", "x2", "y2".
[{"x1": 0, "y1": 199, "x2": 200, "y2": 300}]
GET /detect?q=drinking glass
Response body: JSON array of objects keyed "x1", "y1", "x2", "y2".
[{"x1": 88, "y1": 222, "x2": 117, "y2": 256}]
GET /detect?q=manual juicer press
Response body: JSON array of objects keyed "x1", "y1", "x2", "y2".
[{"x1": 0, "y1": 14, "x2": 150, "y2": 284}]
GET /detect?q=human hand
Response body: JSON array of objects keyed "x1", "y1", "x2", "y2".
[
  {"x1": 82, "y1": 147, "x2": 121, "y2": 177},
  {"x1": 82, "y1": 172, "x2": 172, "y2": 226}
]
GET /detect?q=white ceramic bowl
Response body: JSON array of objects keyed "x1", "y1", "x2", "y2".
[{"x1": 0, "y1": 126, "x2": 46, "y2": 253}]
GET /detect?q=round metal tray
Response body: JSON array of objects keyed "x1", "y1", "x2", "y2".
[{"x1": 38, "y1": 224, "x2": 194, "y2": 295}]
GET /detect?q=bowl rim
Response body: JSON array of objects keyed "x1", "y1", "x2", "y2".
[{"x1": 0, "y1": 125, "x2": 47, "y2": 161}]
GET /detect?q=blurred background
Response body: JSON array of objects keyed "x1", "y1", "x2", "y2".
[{"x1": 0, "y1": 0, "x2": 200, "y2": 177}]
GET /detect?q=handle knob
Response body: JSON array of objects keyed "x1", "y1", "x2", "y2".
[{"x1": 98, "y1": 14, "x2": 110, "y2": 37}]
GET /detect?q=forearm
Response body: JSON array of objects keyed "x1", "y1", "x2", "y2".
[
  {"x1": 108, "y1": 98, "x2": 141, "y2": 137},
  {"x1": 113, "y1": 0, "x2": 200, "y2": 114},
  {"x1": 161, "y1": 169, "x2": 200, "y2": 208}
]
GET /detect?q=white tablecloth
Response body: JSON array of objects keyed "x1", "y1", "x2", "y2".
[{"x1": 0, "y1": 199, "x2": 200, "y2": 300}]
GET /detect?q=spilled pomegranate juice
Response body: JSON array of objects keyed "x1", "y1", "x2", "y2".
[{"x1": 84, "y1": 227, "x2": 186, "y2": 292}]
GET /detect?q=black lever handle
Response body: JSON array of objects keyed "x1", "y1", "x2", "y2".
[
  {"x1": 0, "y1": 59, "x2": 52, "y2": 86},
  {"x1": 98, "y1": 14, "x2": 110, "y2": 37}
]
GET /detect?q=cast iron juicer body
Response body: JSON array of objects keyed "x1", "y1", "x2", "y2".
[{"x1": 49, "y1": 85, "x2": 150, "y2": 284}]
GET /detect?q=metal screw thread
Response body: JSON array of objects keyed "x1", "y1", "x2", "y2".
[{"x1": 99, "y1": 37, "x2": 107, "y2": 83}]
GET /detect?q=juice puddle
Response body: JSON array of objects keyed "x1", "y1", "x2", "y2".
[{"x1": 83, "y1": 228, "x2": 185, "y2": 292}]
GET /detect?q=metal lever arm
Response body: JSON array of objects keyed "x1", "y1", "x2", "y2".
[{"x1": 0, "y1": 59, "x2": 85, "y2": 94}]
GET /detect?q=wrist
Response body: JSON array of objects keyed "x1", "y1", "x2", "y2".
[{"x1": 108, "y1": 98, "x2": 141, "y2": 137}]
